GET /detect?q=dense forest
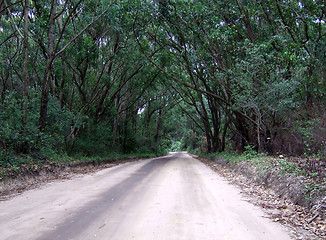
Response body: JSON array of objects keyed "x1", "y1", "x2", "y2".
[{"x1": 0, "y1": 0, "x2": 325, "y2": 167}]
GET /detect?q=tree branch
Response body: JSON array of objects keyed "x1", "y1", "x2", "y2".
[{"x1": 55, "y1": 0, "x2": 118, "y2": 58}]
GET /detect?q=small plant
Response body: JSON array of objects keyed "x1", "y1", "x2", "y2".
[
  {"x1": 243, "y1": 145, "x2": 258, "y2": 159},
  {"x1": 279, "y1": 159, "x2": 297, "y2": 175},
  {"x1": 304, "y1": 181, "x2": 323, "y2": 201},
  {"x1": 310, "y1": 172, "x2": 319, "y2": 177}
]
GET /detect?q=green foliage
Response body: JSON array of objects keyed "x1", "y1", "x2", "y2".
[
  {"x1": 71, "y1": 120, "x2": 112, "y2": 157},
  {"x1": 196, "y1": 151, "x2": 244, "y2": 163},
  {"x1": 1, "y1": 0, "x2": 325, "y2": 173},
  {"x1": 304, "y1": 181, "x2": 324, "y2": 201},
  {"x1": 169, "y1": 140, "x2": 183, "y2": 152},
  {"x1": 0, "y1": 90, "x2": 83, "y2": 166},
  {"x1": 242, "y1": 145, "x2": 259, "y2": 159},
  {"x1": 0, "y1": 93, "x2": 39, "y2": 154}
]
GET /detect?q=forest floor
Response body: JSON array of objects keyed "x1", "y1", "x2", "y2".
[{"x1": 194, "y1": 154, "x2": 326, "y2": 240}]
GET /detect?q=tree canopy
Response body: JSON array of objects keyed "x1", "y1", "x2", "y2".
[{"x1": 1, "y1": 0, "x2": 325, "y2": 166}]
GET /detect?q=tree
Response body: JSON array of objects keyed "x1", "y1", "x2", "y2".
[{"x1": 1, "y1": 0, "x2": 325, "y2": 162}]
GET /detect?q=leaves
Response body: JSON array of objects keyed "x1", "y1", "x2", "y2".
[{"x1": 0, "y1": 0, "x2": 325, "y2": 162}]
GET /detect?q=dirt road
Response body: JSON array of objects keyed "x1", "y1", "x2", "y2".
[{"x1": 0, "y1": 152, "x2": 292, "y2": 240}]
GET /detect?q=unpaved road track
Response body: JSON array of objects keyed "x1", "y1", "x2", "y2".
[{"x1": 0, "y1": 152, "x2": 292, "y2": 240}]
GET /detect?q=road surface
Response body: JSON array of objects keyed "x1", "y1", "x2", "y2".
[{"x1": 0, "y1": 152, "x2": 292, "y2": 240}]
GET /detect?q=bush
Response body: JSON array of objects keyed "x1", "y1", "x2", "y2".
[
  {"x1": 0, "y1": 91, "x2": 82, "y2": 165},
  {"x1": 71, "y1": 120, "x2": 113, "y2": 156}
]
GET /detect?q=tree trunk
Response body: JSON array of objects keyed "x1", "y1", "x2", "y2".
[
  {"x1": 22, "y1": 0, "x2": 29, "y2": 125},
  {"x1": 39, "y1": 0, "x2": 56, "y2": 131},
  {"x1": 122, "y1": 118, "x2": 128, "y2": 154},
  {"x1": 154, "y1": 108, "x2": 162, "y2": 142},
  {"x1": 0, "y1": 0, "x2": 4, "y2": 20},
  {"x1": 202, "y1": 120, "x2": 213, "y2": 153},
  {"x1": 234, "y1": 111, "x2": 251, "y2": 150},
  {"x1": 59, "y1": 55, "x2": 66, "y2": 108},
  {"x1": 111, "y1": 116, "x2": 118, "y2": 151},
  {"x1": 221, "y1": 119, "x2": 230, "y2": 151},
  {"x1": 208, "y1": 97, "x2": 222, "y2": 152},
  {"x1": 237, "y1": 0, "x2": 256, "y2": 43}
]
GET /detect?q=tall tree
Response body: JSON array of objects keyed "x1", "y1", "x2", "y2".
[{"x1": 22, "y1": 0, "x2": 29, "y2": 125}]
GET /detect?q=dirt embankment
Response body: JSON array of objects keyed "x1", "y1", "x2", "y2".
[{"x1": 194, "y1": 154, "x2": 326, "y2": 239}]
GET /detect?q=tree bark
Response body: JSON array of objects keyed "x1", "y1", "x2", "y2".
[
  {"x1": 237, "y1": 0, "x2": 256, "y2": 43},
  {"x1": 22, "y1": 0, "x2": 29, "y2": 125},
  {"x1": 154, "y1": 108, "x2": 162, "y2": 142},
  {"x1": 39, "y1": 0, "x2": 56, "y2": 131},
  {"x1": 0, "y1": 0, "x2": 4, "y2": 20},
  {"x1": 59, "y1": 55, "x2": 66, "y2": 108}
]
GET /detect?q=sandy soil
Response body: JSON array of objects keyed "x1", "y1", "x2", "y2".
[{"x1": 0, "y1": 152, "x2": 292, "y2": 240}]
